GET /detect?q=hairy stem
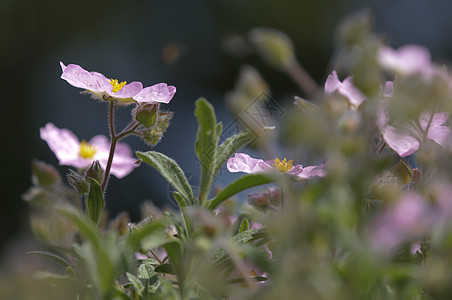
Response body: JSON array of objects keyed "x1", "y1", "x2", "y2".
[{"x1": 101, "y1": 102, "x2": 117, "y2": 193}]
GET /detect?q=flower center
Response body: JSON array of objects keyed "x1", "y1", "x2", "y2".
[
  {"x1": 109, "y1": 78, "x2": 127, "y2": 93},
  {"x1": 273, "y1": 157, "x2": 293, "y2": 172},
  {"x1": 79, "y1": 140, "x2": 97, "y2": 159}
]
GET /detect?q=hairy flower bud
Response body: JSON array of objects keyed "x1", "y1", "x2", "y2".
[
  {"x1": 134, "y1": 103, "x2": 158, "y2": 128},
  {"x1": 85, "y1": 160, "x2": 104, "y2": 183},
  {"x1": 67, "y1": 169, "x2": 89, "y2": 194}
]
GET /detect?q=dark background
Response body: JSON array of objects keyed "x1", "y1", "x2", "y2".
[{"x1": 2, "y1": 0, "x2": 452, "y2": 254}]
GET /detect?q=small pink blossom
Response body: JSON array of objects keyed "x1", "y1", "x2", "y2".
[
  {"x1": 378, "y1": 45, "x2": 433, "y2": 75},
  {"x1": 324, "y1": 71, "x2": 365, "y2": 108},
  {"x1": 60, "y1": 62, "x2": 176, "y2": 105},
  {"x1": 370, "y1": 192, "x2": 433, "y2": 254},
  {"x1": 227, "y1": 153, "x2": 326, "y2": 180},
  {"x1": 40, "y1": 123, "x2": 137, "y2": 178}
]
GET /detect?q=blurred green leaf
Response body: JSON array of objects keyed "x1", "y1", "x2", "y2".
[
  {"x1": 195, "y1": 98, "x2": 218, "y2": 205},
  {"x1": 27, "y1": 251, "x2": 71, "y2": 269},
  {"x1": 137, "y1": 151, "x2": 194, "y2": 205},
  {"x1": 208, "y1": 173, "x2": 273, "y2": 209},
  {"x1": 126, "y1": 272, "x2": 144, "y2": 297},
  {"x1": 155, "y1": 263, "x2": 176, "y2": 275}
]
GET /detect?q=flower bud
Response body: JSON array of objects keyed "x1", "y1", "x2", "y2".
[
  {"x1": 155, "y1": 111, "x2": 173, "y2": 131},
  {"x1": 249, "y1": 28, "x2": 295, "y2": 70},
  {"x1": 247, "y1": 192, "x2": 269, "y2": 210},
  {"x1": 134, "y1": 103, "x2": 158, "y2": 128},
  {"x1": 140, "y1": 128, "x2": 164, "y2": 146},
  {"x1": 67, "y1": 169, "x2": 89, "y2": 194},
  {"x1": 85, "y1": 160, "x2": 104, "y2": 183},
  {"x1": 32, "y1": 160, "x2": 61, "y2": 187}
]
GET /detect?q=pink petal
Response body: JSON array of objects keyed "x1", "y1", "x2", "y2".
[
  {"x1": 383, "y1": 125, "x2": 420, "y2": 157},
  {"x1": 297, "y1": 164, "x2": 327, "y2": 179},
  {"x1": 227, "y1": 153, "x2": 272, "y2": 173},
  {"x1": 324, "y1": 71, "x2": 365, "y2": 107},
  {"x1": 134, "y1": 83, "x2": 176, "y2": 104},
  {"x1": 89, "y1": 135, "x2": 137, "y2": 178},
  {"x1": 110, "y1": 81, "x2": 143, "y2": 98},
  {"x1": 60, "y1": 63, "x2": 106, "y2": 92},
  {"x1": 420, "y1": 112, "x2": 449, "y2": 128},
  {"x1": 378, "y1": 45, "x2": 432, "y2": 75},
  {"x1": 40, "y1": 123, "x2": 91, "y2": 168}
]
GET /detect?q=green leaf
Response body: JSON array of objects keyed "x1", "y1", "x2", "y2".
[
  {"x1": 194, "y1": 98, "x2": 218, "y2": 205},
  {"x1": 27, "y1": 251, "x2": 71, "y2": 269},
  {"x1": 86, "y1": 178, "x2": 104, "y2": 225},
  {"x1": 174, "y1": 192, "x2": 191, "y2": 237},
  {"x1": 137, "y1": 151, "x2": 194, "y2": 205},
  {"x1": 238, "y1": 218, "x2": 249, "y2": 233},
  {"x1": 55, "y1": 204, "x2": 100, "y2": 249},
  {"x1": 155, "y1": 263, "x2": 176, "y2": 275},
  {"x1": 126, "y1": 272, "x2": 144, "y2": 297},
  {"x1": 208, "y1": 173, "x2": 274, "y2": 210},
  {"x1": 126, "y1": 219, "x2": 166, "y2": 250},
  {"x1": 211, "y1": 130, "x2": 255, "y2": 181}
]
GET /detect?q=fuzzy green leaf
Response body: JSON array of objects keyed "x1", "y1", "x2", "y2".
[
  {"x1": 212, "y1": 130, "x2": 255, "y2": 180},
  {"x1": 137, "y1": 151, "x2": 194, "y2": 205}
]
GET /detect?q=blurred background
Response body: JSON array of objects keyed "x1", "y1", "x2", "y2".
[{"x1": 2, "y1": 0, "x2": 452, "y2": 258}]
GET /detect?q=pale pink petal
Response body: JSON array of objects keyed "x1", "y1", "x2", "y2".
[
  {"x1": 40, "y1": 123, "x2": 92, "y2": 168},
  {"x1": 378, "y1": 45, "x2": 431, "y2": 75},
  {"x1": 324, "y1": 71, "x2": 341, "y2": 94},
  {"x1": 227, "y1": 153, "x2": 271, "y2": 173},
  {"x1": 110, "y1": 81, "x2": 143, "y2": 98},
  {"x1": 90, "y1": 135, "x2": 137, "y2": 178},
  {"x1": 325, "y1": 71, "x2": 365, "y2": 107},
  {"x1": 296, "y1": 164, "x2": 327, "y2": 179},
  {"x1": 410, "y1": 242, "x2": 422, "y2": 255},
  {"x1": 60, "y1": 63, "x2": 105, "y2": 92},
  {"x1": 382, "y1": 125, "x2": 420, "y2": 157},
  {"x1": 420, "y1": 112, "x2": 449, "y2": 128},
  {"x1": 134, "y1": 83, "x2": 176, "y2": 104}
]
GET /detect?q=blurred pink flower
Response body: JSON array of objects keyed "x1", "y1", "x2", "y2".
[
  {"x1": 377, "y1": 82, "x2": 451, "y2": 156},
  {"x1": 324, "y1": 71, "x2": 365, "y2": 108},
  {"x1": 227, "y1": 153, "x2": 326, "y2": 180},
  {"x1": 370, "y1": 192, "x2": 433, "y2": 253},
  {"x1": 60, "y1": 62, "x2": 175, "y2": 104},
  {"x1": 40, "y1": 123, "x2": 136, "y2": 178},
  {"x1": 378, "y1": 44, "x2": 433, "y2": 75}
]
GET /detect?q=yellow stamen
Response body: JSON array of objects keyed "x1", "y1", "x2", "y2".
[
  {"x1": 79, "y1": 140, "x2": 97, "y2": 159},
  {"x1": 109, "y1": 78, "x2": 127, "y2": 93},
  {"x1": 274, "y1": 157, "x2": 294, "y2": 172}
]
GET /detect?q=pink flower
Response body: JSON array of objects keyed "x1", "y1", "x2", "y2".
[
  {"x1": 40, "y1": 123, "x2": 137, "y2": 178},
  {"x1": 377, "y1": 83, "x2": 452, "y2": 156},
  {"x1": 378, "y1": 45, "x2": 433, "y2": 75},
  {"x1": 324, "y1": 71, "x2": 365, "y2": 108},
  {"x1": 370, "y1": 192, "x2": 433, "y2": 253},
  {"x1": 227, "y1": 153, "x2": 326, "y2": 180},
  {"x1": 60, "y1": 62, "x2": 176, "y2": 105}
]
